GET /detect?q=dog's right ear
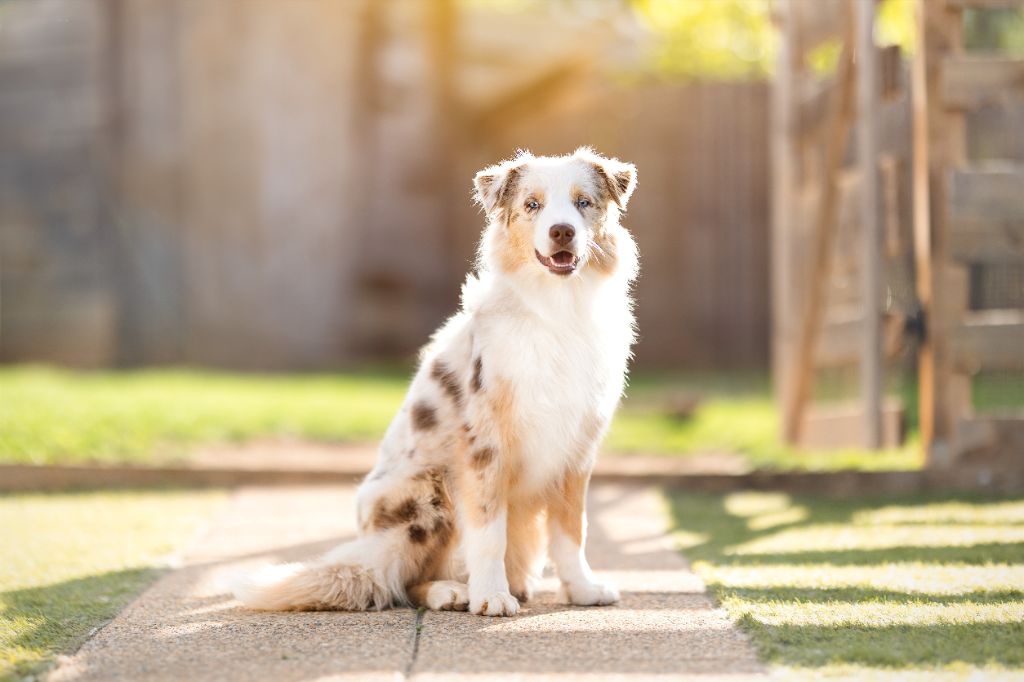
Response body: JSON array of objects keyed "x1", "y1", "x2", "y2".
[{"x1": 473, "y1": 152, "x2": 531, "y2": 216}]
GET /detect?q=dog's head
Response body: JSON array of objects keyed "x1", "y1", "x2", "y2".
[{"x1": 473, "y1": 148, "x2": 637, "y2": 279}]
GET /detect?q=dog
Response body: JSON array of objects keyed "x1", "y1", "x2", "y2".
[{"x1": 233, "y1": 148, "x2": 638, "y2": 617}]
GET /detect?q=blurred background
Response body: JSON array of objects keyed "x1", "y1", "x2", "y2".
[{"x1": 0, "y1": 0, "x2": 1022, "y2": 470}]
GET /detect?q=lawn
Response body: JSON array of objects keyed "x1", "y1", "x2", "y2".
[
  {"x1": 0, "y1": 365, "x2": 925, "y2": 470},
  {"x1": 0, "y1": 489, "x2": 225, "y2": 681},
  {"x1": 666, "y1": 490, "x2": 1024, "y2": 675}
]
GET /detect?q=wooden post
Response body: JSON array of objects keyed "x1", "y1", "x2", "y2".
[
  {"x1": 856, "y1": 0, "x2": 883, "y2": 448},
  {"x1": 782, "y1": 0, "x2": 857, "y2": 444},
  {"x1": 772, "y1": 0, "x2": 797, "y2": 423},
  {"x1": 912, "y1": 0, "x2": 964, "y2": 466}
]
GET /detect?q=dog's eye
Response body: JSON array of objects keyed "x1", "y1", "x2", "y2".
[
  {"x1": 576, "y1": 198, "x2": 591, "y2": 209},
  {"x1": 526, "y1": 200, "x2": 540, "y2": 211}
]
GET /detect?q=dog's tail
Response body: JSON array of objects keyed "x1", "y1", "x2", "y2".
[{"x1": 232, "y1": 532, "x2": 409, "y2": 611}]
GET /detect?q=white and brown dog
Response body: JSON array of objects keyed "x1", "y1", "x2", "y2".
[{"x1": 234, "y1": 148, "x2": 638, "y2": 617}]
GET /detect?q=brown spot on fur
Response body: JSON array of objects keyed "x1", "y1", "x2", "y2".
[
  {"x1": 471, "y1": 356, "x2": 483, "y2": 392},
  {"x1": 586, "y1": 160, "x2": 634, "y2": 209},
  {"x1": 370, "y1": 497, "x2": 419, "y2": 531},
  {"x1": 408, "y1": 524, "x2": 428, "y2": 544},
  {"x1": 412, "y1": 402, "x2": 437, "y2": 431},
  {"x1": 469, "y1": 446, "x2": 495, "y2": 470},
  {"x1": 496, "y1": 166, "x2": 522, "y2": 208},
  {"x1": 397, "y1": 498, "x2": 418, "y2": 521},
  {"x1": 432, "y1": 516, "x2": 454, "y2": 546},
  {"x1": 431, "y1": 360, "x2": 463, "y2": 405},
  {"x1": 613, "y1": 169, "x2": 633, "y2": 196}
]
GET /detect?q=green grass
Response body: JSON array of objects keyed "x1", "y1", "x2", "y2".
[
  {"x1": 0, "y1": 364, "x2": 956, "y2": 471},
  {"x1": 666, "y1": 490, "x2": 1024, "y2": 675},
  {"x1": 0, "y1": 365, "x2": 408, "y2": 465},
  {"x1": 0, "y1": 489, "x2": 225, "y2": 681},
  {"x1": 611, "y1": 373, "x2": 922, "y2": 470}
]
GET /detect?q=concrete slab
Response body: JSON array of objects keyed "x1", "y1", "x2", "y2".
[
  {"x1": 48, "y1": 487, "x2": 417, "y2": 682},
  {"x1": 47, "y1": 483, "x2": 766, "y2": 681},
  {"x1": 410, "y1": 484, "x2": 765, "y2": 680}
]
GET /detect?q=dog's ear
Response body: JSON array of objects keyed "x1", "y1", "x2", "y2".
[
  {"x1": 576, "y1": 148, "x2": 637, "y2": 210},
  {"x1": 473, "y1": 151, "x2": 531, "y2": 216}
]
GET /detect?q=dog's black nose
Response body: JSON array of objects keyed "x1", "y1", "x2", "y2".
[{"x1": 549, "y1": 224, "x2": 575, "y2": 246}]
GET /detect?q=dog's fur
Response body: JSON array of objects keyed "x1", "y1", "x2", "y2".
[{"x1": 233, "y1": 148, "x2": 638, "y2": 617}]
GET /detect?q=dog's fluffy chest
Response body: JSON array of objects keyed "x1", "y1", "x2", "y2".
[{"x1": 475, "y1": 295, "x2": 631, "y2": 495}]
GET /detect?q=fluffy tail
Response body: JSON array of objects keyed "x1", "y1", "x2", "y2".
[{"x1": 232, "y1": 534, "x2": 408, "y2": 611}]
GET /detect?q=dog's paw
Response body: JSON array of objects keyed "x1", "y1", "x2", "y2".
[
  {"x1": 561, "y1": 580, "x2": 620, "y2": 606},
  {"x1": 470, "y1": 590, "x2": 519, "y2": 617},
  {"x1": 425, "y1": 581, "x2": 469, "y2": 611}
]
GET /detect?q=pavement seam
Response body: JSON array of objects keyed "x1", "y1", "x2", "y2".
[{"x1": 404, "y1": 607, "x2": 426, "y2": 678}]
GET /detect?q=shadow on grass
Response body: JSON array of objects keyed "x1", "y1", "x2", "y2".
[
  {"x1": 1, "y1": 568, "x2": 160, "y2": 680},
  {"x1": 666, "y1": 491, "x2": 1024, "y2": 669}
]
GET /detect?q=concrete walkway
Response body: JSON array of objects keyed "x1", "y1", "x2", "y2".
[{"x1": 49, "y1": 483, "x2": 765, "y2": 681}]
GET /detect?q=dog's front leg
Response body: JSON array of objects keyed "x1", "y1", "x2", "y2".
[
  {"x1": 463, "y1": 501, "x2": 518, "y2": 616},
  {"x1": 547, "y1": 470, "x2": 620, "y2": 606},
  {"x1": 459, "y1": 389, "x2": 519, "y2": 617},
  {"x1": 459, "y1": 460, "x2": 518, "y2": 615}
]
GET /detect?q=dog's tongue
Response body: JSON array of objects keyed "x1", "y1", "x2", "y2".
[{"x1": 552, "y1": 251, "x2": 574, "y2": 266}]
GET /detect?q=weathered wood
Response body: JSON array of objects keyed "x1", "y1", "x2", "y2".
[
  {"x1": 792, "y1": 0, "x2": 846, "y2": 54},
  {"x1": 801, "y1": 400, "x2": 905, "y2": 450},
  {"x1": 942, "y1": 56, "x2": 1024, "y2": 109},
  {"x1": 783, "y1": 0, "x2": 857, "y2": 444},
  {"x1": 950, "y1": 166, "x2": 1024, "y2": 221},
  {"x1": 857, "y1": 0, "x2": 884, "y2": 448},
  {"x1": 945, "y1": 0, "x2": 1024, "y2": 9},
  {"x1": 949, "y1": 218, "x2": 1024, "y2": 262},
  {"x1": 951, "y1": 310, "x2": 1024, "y2": 371},
  {"x1": 948, "y1": 166, "x2": 1024, "y2": 261},
  {"x1": 773, "y1": 0, "x2": 800, "y2": 417},
  {"x1": 815, "y1": 312, "x2": 906, "y2": 368},
  {"x1": 913, "y1": 0, "x2": 965, "y2": 466}
]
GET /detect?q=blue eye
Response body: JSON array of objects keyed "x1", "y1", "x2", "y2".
[
  {"x1": 526, "y1": 200, "x2": 540, "y2": 211},
  {"x1": 576, "y1": 198, "x2": 591, "y2": 209}
]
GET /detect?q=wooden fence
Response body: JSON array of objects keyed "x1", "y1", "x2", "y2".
[
  {"x1": 773, "y1": 0, "x2": 1024, "y2": 465},
  {"x1": 0, "y1": 0, "x2": 771, "y2": 371}
]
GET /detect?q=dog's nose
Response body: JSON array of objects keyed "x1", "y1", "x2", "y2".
[{"x1": 549, "y1": 224, "x2": 575, "y2": 247}]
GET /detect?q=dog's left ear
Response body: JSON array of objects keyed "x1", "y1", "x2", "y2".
[
  {"x1": 577, "y1": 148, "x2": 637, "y2": 210},
  {"x1": 473, "y1": 151, "x2": 532, "y2": 216}
]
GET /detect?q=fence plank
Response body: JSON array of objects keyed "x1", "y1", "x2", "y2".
[
  {"x1": 943, "y1": 56, "x2": 1024, "y2": 109},
  {"x1": 946, "y1": 0, "x2": 1024, "y2": 9},
  {"x1": 951, "y1": 310, "x2": 1024, "y2": 371}
]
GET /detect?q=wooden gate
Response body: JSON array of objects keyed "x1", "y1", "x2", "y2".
[
  {"x1": 773, "y1": 0, "x2": 915, "y2": 450},
  {"x1": 913, "y1": 0, "x2": 1024, "y2": 466}
]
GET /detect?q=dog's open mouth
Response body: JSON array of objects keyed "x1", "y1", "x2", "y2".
[{"x1": 535, "y1": 250, "x2": 579, "y2": 276}]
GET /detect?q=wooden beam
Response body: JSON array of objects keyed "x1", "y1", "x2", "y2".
[
  {"x1": 950, "y1": 166, "x2": 1024, "y2": 221},
  {"x1": 782, "y1": 0, "x2": 857, "y2": 445},
  {"x1": 772, "y1": 0, "x2": 800, "y2": 436},
  {"x1": 857, "y1": 0, "x2": 884, "y2": 449},
  {"x1": 949, "y1": 218, "x2": 1024, "y2": 262},
  {"x1": 951, "y1": 310, "x2": 1024, "y2": 371},
  {"x1": 793, "y1": 0, "x2": 846, "y2": 54},
  {"x1": 948, "y1": 166, "x2": 1024, "y2": 261},
  {"x1": 815, "y1": 313, "x2": 906, "y2": 367},
  {"x1": 801, "y1": 400, "x2": 906, "y2": 450},
  {"x1": 946, "y1": 0, "x2": 1024, "y2": 9},
  {"x1": 913, "y1": 0, "x2": 965, "y2": 467},
  {"x1": 942, "y1": 56, "x2": 1024, "y2": 109}
]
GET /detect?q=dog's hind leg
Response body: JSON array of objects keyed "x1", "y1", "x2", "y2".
[{"x1": 408, "y1": 580, "x2": 469, "y2": 611}]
